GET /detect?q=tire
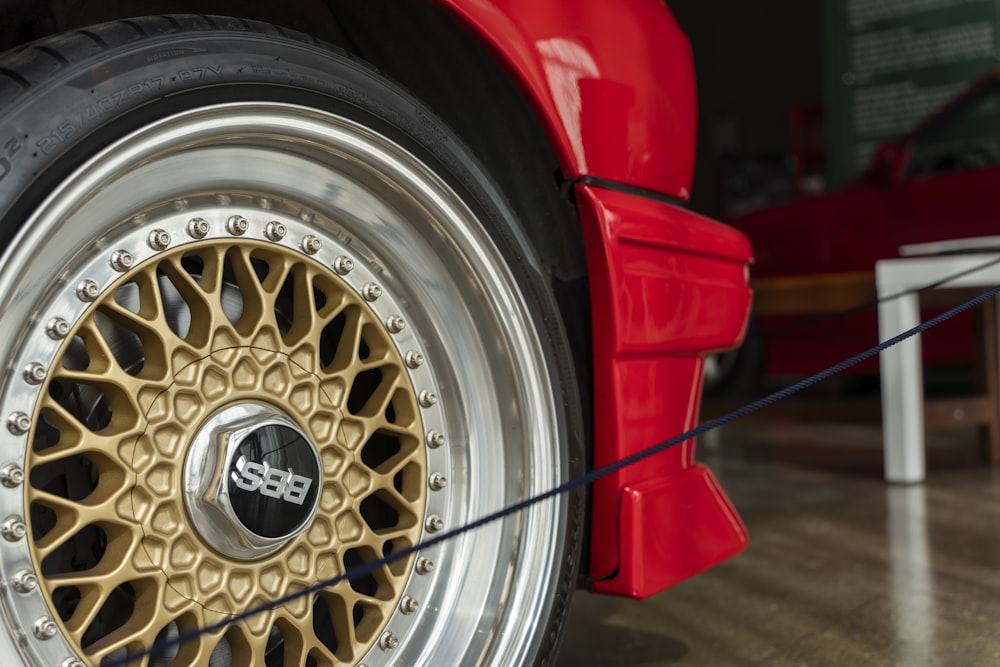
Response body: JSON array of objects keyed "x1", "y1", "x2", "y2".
[{"x1": 0, "y1": 16, "x2": 584, "y2": 667}]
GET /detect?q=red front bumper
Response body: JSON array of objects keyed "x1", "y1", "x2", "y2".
[{"x1": 577, "y1": 183, "x2": 752, "y2": 598}]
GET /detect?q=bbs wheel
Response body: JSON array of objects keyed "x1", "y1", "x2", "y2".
[{"x1": 0, "y1": 16, "x2": 584, "y2": 667}]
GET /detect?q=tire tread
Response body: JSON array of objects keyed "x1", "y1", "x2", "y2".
[
  {"x1": 166, "y1": 15, "x2": 213, "y2": 32},
  {"x1": 201, "y1": 15, "x2": 245, "y2": 32},
  {"x1": 33, "y1": 44, "x2": 69, "y2": 66},
  {"x1": 2, "y1": 45, "x2": 63, "y2": 86},
  {"x1": 0, "y1": 14, "x2": 369, "y2": 112},
  {"x1": 36, "y1": 32, "x2": 104, "y2": 63},
  {"x1": 80, "y1": 21, "x2": 145, "y2": 48},
  {"x1": 76, "y1": 28, "x2": 109, "y2": 48},
  {"x1": 0, "y1": 68, "x2": 28, "y2": 104},
  {"x1": 0, "y1": 66, "x2": 29, "y2": 89},
  {"x1": 160, "y1": 15, "x2": 184, "y2": 32},
  {"x1": 118, "y1": 18, "x2": 150, "y2": 39}
]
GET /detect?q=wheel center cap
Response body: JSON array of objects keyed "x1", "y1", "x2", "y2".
[{"x1": 183, "y1": 402, "x2": 323, "y2": 560}]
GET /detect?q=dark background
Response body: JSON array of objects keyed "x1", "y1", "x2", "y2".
[{"x1": 670, "y1": 1, "x2": 825, "y2": 219}]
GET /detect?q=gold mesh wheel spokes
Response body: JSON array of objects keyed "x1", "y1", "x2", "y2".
[{"x1": 26, "y1": 239, "x2": 426, "y2": 664}]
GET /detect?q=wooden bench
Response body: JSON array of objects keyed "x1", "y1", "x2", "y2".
[{"x1": 751, "y1": 271, "x2": 876, "y2": 317}]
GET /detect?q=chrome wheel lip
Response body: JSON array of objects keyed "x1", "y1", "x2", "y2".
[{"x1": 0, "y1": 102, "x2": 568, "y2": 666}]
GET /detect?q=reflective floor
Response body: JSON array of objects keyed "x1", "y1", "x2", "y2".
[{"x1": 558, "y1": 422, "x2": 1000, "y2": 666}]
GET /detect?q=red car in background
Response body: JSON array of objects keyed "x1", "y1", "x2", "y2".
[
  {"x1": 724, "y1": 69, "x2": 1000, "y2": 386},
  {"x1": 0, "y1": 1, "x2": 751, "y2": 665}
]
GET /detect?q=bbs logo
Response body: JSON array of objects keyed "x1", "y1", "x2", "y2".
[{"x1": 233, "y1": 460, "x2": 313, "y2": 505}]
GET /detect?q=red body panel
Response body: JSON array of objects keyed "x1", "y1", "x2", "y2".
[
  {"x1": 436, "y1": 0, "x2": 698, "y2": 200},
  {"x1": 434, "y1": 0, "x2": 753, "y2": 597},
  {"x1": 577, "y1": 185, "x2": 750, "y2": 596}
]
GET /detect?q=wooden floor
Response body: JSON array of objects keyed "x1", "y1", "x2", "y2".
[{"x1": 558, "y1": 422, "x2": 1000, "y2": 666}]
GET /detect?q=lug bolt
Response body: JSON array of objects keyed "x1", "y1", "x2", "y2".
[
  {"x1": 301, "y1": 235, "x2": 321, "y2": 255},
  {"x1": 334, "y1": 256, "x2": 354, "y2": 275},
  {"x1": 22, "y1": 362, "x2": 46, "y2": 385},
  {"x1": 379, "y1": 631, "x2": 399, "y2": 651},
  {"x1": 415, "y1": 557, "x2": 434, "y2": 575},
  {"x1": 429, "y1": 473, "x2": 447, "y2": 491},
  {"x1": 110, "y1": 249, "x2": 134, "y2": 272},
  {"x1": 426, "y1": 431, "x2": 446, "y2": 449},
  {"x1": 362, "y1": 283, "x2": 382, "y2": 301},
  {"x1": 400, "y1": 596, "x2": 419, "y2": 614},
  {"x1": 386, "y1": 315, "x2": 406, "y2": 334},
  {"x1": 45, "y1": 317, "x2": 70, "y2": 340},
  {"x1": 264, "y1": 221, "x2": 286, "y2": 242},
  {"x1": 405, "y1": 351, "x2": 424, "y2": 368},
  {"x1": 2, "y1": 516, "x2": 26, "y2": 542},
  {"x1": 7, "y1": 412, "x2": 30, "y2": 435},
  {"x1": 425, "y1": 514, "x2": 444, "y2": 533},
  {"x1": 226, "y1": 215, "x2": 249, "y2": 236},
  {"x1": 0, "y1": 464, "x2": 24, "y2": 488},
  {"x1": 32, "y1": 616, "x2": 57, "y2": 640},
  {"x1": 419, "y1": 391, "x2": 438, "y2": 408},
  {"x1": 187, "y1": 217, "x2": 210, "y2": 239},
  {"x1": 12, "y1": 569, "x2": 37, "y2": 594},
  {"x1": 147, "y1": 229, "x2": 171, "y2": 251},
  {"x1": 75, "y1": 279, "x2": 100, "y2": 302},
  {"x1": 60, "y1": 659, "x2": 86, "y2": 667}
]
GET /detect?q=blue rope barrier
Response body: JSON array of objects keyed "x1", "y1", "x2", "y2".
[{"x1": 105, "y1": 281, "x2": 1000, "y2": 666}]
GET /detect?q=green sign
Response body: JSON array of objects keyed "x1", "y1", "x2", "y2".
[{"x1": 823, "y1": 0, "x2": 1000, "y2": 186}]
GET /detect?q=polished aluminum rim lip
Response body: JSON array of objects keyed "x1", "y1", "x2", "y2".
[
  {"x1": 0, "y1": 102, "x2": 567, "y2": 666},
  {"x1": 183, "y1": 401, "x2": 323, "y2": 560}
]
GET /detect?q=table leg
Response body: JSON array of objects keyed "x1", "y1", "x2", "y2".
[{"x1": 878, "y1": 291, "x2": 925, "y2": 483}]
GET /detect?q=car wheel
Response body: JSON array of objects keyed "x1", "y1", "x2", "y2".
[{"x1": 0, "y1": 16, "x2": 584, "y2": 666}]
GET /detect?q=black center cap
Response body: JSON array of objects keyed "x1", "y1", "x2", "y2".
[{"x1": 227, "y1": 424, "x2": 321, "y2": 538}]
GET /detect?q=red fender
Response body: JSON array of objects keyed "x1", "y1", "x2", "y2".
[
  {"x1": 435, "y1": 0, "x2": 698, "y2": 199},
  {"x1": 435, "y1": 0, "x2": 753, "y2": 597}
]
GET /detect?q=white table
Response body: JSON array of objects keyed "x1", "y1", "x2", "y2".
[{"x1": 877, "y1": 254, "x2": 1000, "y2": 483}]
